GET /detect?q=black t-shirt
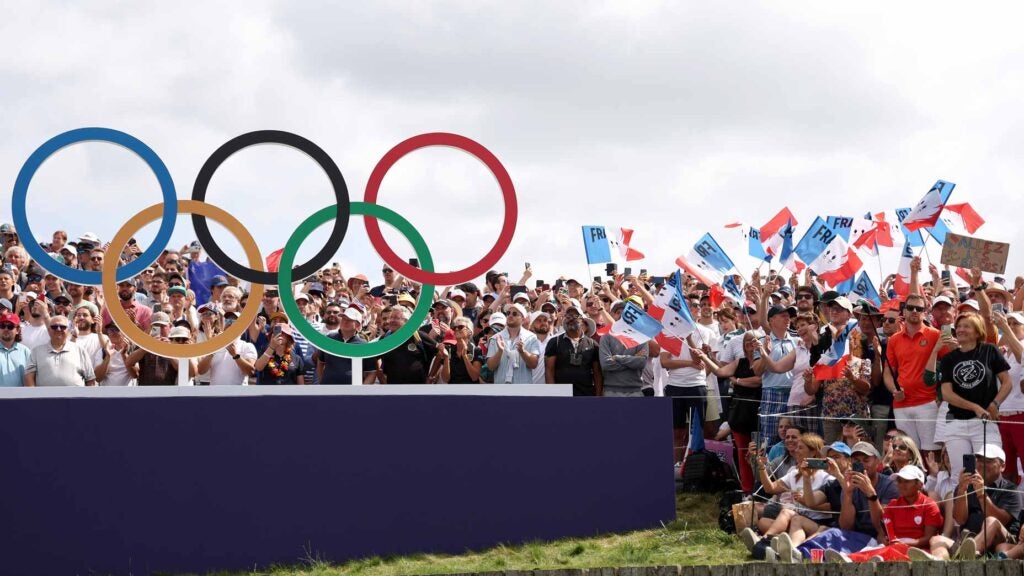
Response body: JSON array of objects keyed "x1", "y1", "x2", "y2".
[
  {"x1": 939, "y1": 343, "x2": 1010, "y2": 419},
  {"x1": 545, "y1": 333, "x2": 600, "y2": 396},
  {"x1": 445, "y1": 343, "x2": 485, "y2": 384},
  {"x1": 380, "y1": 336, "x2": 433, "y2": 384},
  {"x1": 259, "y1": 350, "x2": 306, "y2": 384},
  {"x1": 316, "y1": 333, "x2": 367, "y2": 384}
]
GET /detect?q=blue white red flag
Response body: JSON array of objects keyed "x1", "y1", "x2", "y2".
[
  {"x1": 610, "y1": 302, "x2": 663, "y2": 348},
  {"x1": 901, "y1": 180, "x2": 956, "y2": 232}
]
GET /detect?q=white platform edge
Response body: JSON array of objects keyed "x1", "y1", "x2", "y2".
[{"x1": 0, "y1": 384, "x2": 574, "y2": 399}]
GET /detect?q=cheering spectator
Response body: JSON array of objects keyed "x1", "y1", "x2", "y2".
[
  {"x1": 24, "y1": 315, "x2": 96, "y2": 386},
  {"x1": 315, "y1": 305, "x2": 368, "y2": 384},
  {"x1": 487, "y1": 303, "x2": 541, "y2": 384},
  {"x1": 0, "y1": 310, "x2": 30, "y2": 386},
  {"x1": 939, "y1": 313, "x2": 1011, "y2": 477},
  {"x1": 994, "y1": 311, "x2": 1024, "y2": 484},
  {"x1": 367, "y1": 306, "x2": 434, "y2": 384},
  {"x1": 94, "y1": 322, "x2": 137, "y2": 386},
  {"x1": 70, "y1": 301, "x2": 108, "y2": 369},
  {"x1": 254, "y1": 323, "x2": 304, "y2": 384},
  {"x1": 661, "y1": 294, "x2": 716, "y2": 460},
  {"x1": 530, "y1": 311, "x2": 554, "y2": 383}
]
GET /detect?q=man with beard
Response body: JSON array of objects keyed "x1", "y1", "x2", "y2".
[
  {"x1": 64, "y1": 282, "x2": 86, "y2": 308},
  {"x1": 71, "y1": 302, "x2": 108, "y2": 370},
  {"x1": 545, "y1": 302, "x2": 601, "y2": 395},
  {"x1": 18, "y1": 293, "x2": 50, "y2": 351},
  {"x1": 598, "y1": 300, "x2": 649, "y2": 396},
  {"x1": 220, "y1": 286, "x2": 243, "y2": 328},
  {"x1": 320, "y1": 300, "x2": 343, "y2": 335},
  {"x1": 487, "y1": 302, "x2": 541, "y2": 384},
  {"x1": 316, "y1": 305, "x2": 368, "y2": 384},
  {"x1": 794, "y1": 285, "x2": 818, "y2": 317},
  {"x1": 530, "y1": 311, "x2": 554, "y2": 383},
  {"x1": 0, "y1": 310, "x2": 31, "y2": 386},
  {"x1": 101, "y1": 280, "x2": 153, "y2": 332},
  {"x1": 421, "y1": 299, "x2": 454, "y2": 344},
  {"x1": 25, "y1": 315, "x2": 96, "y2": 386},
  {"x1": 366, "y1": 306, "x2": 435, "y2": 384}
]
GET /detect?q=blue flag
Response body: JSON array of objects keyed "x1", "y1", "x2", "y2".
[
  {"x1": 895, "y1": 207, "x2": 925, "y2": 247},
  {"x1": 582, "y1": 225, "x2": 612, "y2": 264},
  {"x1": 925, "y1": 218, "x2": 951, "y2": 245},
  {"x1": 849, "y1": 271, "x2": 881, "y2": 306},
  {"x1": 188, "y1": 259, "x2": 227, "y2": 306},
  {"x1": 794, "y1": 216, "x2": 834, "y2": 264},
  {"x1": 779, "y1": 221, "x2": 797, "y2": 263},
  {"x1": 825, "y1": 216, "x2": 854, "y2": 242},
  {"x1": 748, "y1": 227, "x2": 770, "y2": 262},
  {"x1": 693, "y1": 233, "x2": 736, "y2": 276}
]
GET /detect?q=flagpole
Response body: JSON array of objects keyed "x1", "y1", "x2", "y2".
[{"x1": 875, "y1": 243, "x2": 886, "y2": 289}]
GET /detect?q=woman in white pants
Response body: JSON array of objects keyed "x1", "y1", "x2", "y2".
[{"x1": 939, "y1": 314, "x2": 1012, "y2": 479}]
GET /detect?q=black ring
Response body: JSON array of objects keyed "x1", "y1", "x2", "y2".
[{"x1": 191, "y1": 130, "x2": 350, "y2": 285}]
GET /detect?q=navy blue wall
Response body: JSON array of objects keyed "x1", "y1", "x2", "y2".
[{"x1": 0, "y1": 396, "x2": 675, "y2": 576}]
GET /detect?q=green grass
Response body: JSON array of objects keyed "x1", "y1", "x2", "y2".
[{"x1": 189, "y1": 492, "x2": 748, "y2": 576}]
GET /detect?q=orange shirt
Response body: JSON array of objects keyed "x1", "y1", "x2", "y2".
[{"x1": 886, "y1": 325, "x2": 944, "y2": 409}]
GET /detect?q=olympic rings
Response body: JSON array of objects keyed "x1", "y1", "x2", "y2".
[
  {"x1": 12, "y1": 127, "x2": 178, "y2": 285},
  {"x1": 363, "y1": 132, "x2": 517, "y2": 286},
  {"x1": 278, "y1": 202, "x2": 434, "y2": 358},
  {"x1": 103, "y1": 200, "x2": 265, "y2": 359},
  {"x1": 191, "y1": 130, "x2": 351, "y2": 285}
]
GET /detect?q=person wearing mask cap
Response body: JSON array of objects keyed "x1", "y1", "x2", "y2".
[
  {"x1": 208, "y1": 275, "x2": 229, "y2": 305},
  {"x1": 598, "y1": 300, "x2": 649, "y2": 396},
  {"x1": 916, "y1": 444, "x2": 1021, "y2": 560},
  {"x1": 24, "y1": 315, "x2": 96, "y2": 386},
  {"x1": 487, "y1": 301, "x2": 541, "y2": 385},
  {"x1": 315, "y1": 305, "x2": 368, "y2": 384},
  {"x1": 545, "y1": 300, "x2": 601, "y2": 396},
  {"x1": 0, "y1": 310, "x2": 30, "y2": 386}
]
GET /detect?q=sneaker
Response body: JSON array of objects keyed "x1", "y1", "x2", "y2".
[
  {"x1": 776, "y1": 533, "x2": 795, "y2": 564},
  {"x1": 825, "y1": 549, "x2": 851, "y2": 563},
  {"x1": 766, "y1": 547, "x2": 778, "y2": 563},
  {"x1": 907, "y1": 547, "x2": 938, "y2": 561},
  {"x1": 770, "y1": 536, "x2": 779, "y2": 553},
  {"x1": 955, "y1": 537, "x2": 976, "y2": 561},
  {"x1": 792, "y1": 550, "x2": 804, "y2": 563},
  {"x1": 739, "y1": 528, "x2": 758, "y2": 552}
]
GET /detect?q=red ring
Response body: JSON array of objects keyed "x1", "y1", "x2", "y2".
[{"x1": 363, "y1": 132, "x2": 517, "y2": 285}]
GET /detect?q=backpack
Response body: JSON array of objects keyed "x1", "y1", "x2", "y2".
[
  {"x1": 717, "y1": 490, "x2": 745, "y2": 533},
  {"x1": 679, "y1": 450, "x2": 736, "y2": 492}
]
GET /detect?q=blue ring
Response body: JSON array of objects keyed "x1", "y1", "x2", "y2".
[{"x1": 11, "y1": 128, "x2": 177, "y2": 285}]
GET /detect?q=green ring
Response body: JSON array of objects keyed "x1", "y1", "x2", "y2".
[{"x1": 278, "y1": 201, "x2": 435, "y2": 358}]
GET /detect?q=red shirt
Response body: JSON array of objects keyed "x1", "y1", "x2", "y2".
[
  {"x1": 101, "y1": 299, "x2": 153, "y2": 333},
  {"x1": 883, "y1": 492, "x2": 942, "y2": 540},
  {"x1": 886, "y1": 325, "x2": 946, "y2": 408}
]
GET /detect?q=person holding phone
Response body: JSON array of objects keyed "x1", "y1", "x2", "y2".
[
  {"x1": 254, "y1": 323, "x2": 305, "y2": 384},
  {"x1": 939, "y1": 313, "x2": 1012, "y2": 479}
]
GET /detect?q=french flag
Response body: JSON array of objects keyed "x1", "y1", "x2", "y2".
[
  {"x1": 813, "y1": 319, "x2": 859, "y2": 380},
  {"x1": 648, "y1": 271, "x2": 697, "y2": 356},
  {"x1": 901, "y1": 180, "x2": 956, "y2": 232},
  {"x1": 942, "y1": 203, "x2": 985, "y2": 234},
  {"x1": 893, "y1": 242, "x2": 915, "y2": 297},
  {"x1": 582, "y1": 226, "x2": 645, "y2": 265},
  {"x1": 808, "y1": 236, "x2": 862, "y2": 287},
  {"x1": 676, "y1": 234, "x2": 736, "y2": 286},
  {"x1": 265, "y1": 247, "x2": 285, "y2": 273},
  {"x1": 760, "y1": 207, "x2": 798, "y2": 257},
  {"x1": 609, "y1": 302, "x2": 663, "y2": 348},
  {"x1": 779, "y1": 220, "x2": 804, "y2": 273}
]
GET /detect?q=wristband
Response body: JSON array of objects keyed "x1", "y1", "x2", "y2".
[
  {"x1": 974, "y1": 283, "x2": 987, "y2": 291},
  {"x1": 992, "y1": 399, "x2": 1001, "y2": 408},
  {"x1": 232, "y1": 354, "x2": 241, "y2": 360},
  {"x1": 867, "y1": 494, "x2": 879, "y2": 502}
]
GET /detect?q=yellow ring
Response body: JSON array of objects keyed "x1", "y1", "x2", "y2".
[{"x1": 102, "y1": 200, "x2": 265, "y2": 359}]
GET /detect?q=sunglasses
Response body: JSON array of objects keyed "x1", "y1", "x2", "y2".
[
  {"x1": 883, "y1": 317, "x2": 899, "y2": 324},
  {"x1": 49, "y1": 324, "x2": 69, "y2": 331},
  {"x1": 142, "y1": 269, "x2": 154, "y2": 274},
  {"x1": 905, "y1": 305, "x2": 926, "y2": 313},
  {"x1": 265, "y1": 292, "x2": 279, "y2": 298},
  {"x1": 171, "y1": 338, "x2": 189, "y2": 343},
  {"x1": 165, "y1": 259, "x2": 179, "y2": 264},
  {"x1": 508, "y1": 311, "x2": 522, "y2": 317},
  {"x1": 885, "y1": 435, "x2": 898, "y2": 441},
  {"x1": 892, "y1": 444, "x2": 910, "y2": 452},
  {"x1": 796, "y1": 293, "x2": 814, "y2": 300},
  {"x1": 382, "y1": 269, "x2": 393, "y2": 273},
  {"x1": 0, "y1": 322, "x2": 16, "y2": 330}
]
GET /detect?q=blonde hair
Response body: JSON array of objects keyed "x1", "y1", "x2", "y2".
[
  {"x1": 956, "y1": 313, "x2": 987, "y2": 346},
  {"x1": 801, "y1": 433, "x2": 825, "y2": 458}
]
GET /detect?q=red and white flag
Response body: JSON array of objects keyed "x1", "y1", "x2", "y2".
[
  {"x1": 265, "y1": 247, "x2": 285, "y2": 273},
  {"x1": 893, "y1": 243, "x2": 915, "y2": 297},
  {"x1": 675, "y1": 251, "x2": 723, "y2": 286},
  {"x1": 759, "y1": 207, "x2": 798, "y2": 257},
  {"x1": 808, "y1": 236, "x2": 862, "y2": 287},
  {"x1": 942, "y1": 203, "x2": 985, "y2": 234},
  {"x1": 902, "y1": 185, "x2": 949, "y2": 232}
]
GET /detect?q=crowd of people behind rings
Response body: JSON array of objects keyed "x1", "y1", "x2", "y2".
[{"x1": 5, "y1": 224, "x2": 1024, "y2": 563}]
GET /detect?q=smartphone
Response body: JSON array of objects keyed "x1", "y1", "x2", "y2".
[
  {"x1": 536, "y1": 280, "x2": 544, "y2": 288},
  {"x1": 542, "y1": 284, "x2": 550, "y2": 291},
  {"x1": 852, "y1": 461, "x2": 865, "y2": 474},
  {"x1": 273, "y1": 325, "x2": 282, "y2": 336},
  {"x1": 994, "y1": 303, "x2": 1006, "y2": 314},
  {"x1": 605, "y1": 263, "x2": 617, "y2": 276},
  {"x1": 941, "y1": 270, "x2": 950, "y2": 281},
  {"x1": 510, "y1": 285, "x2": 527, "y2": 298},
  {"x1": 624, "y1": 267, "x2": 632, "y2": 276},
  {"x1": 333, "y1": 262, "x2": 340, "y2": 268},
  {"x1": 942, "y1": 325, "x2": 953, "y2": 338},
  {"x1": 640, "y1": 268, "x2": 647, "y2": 276},
  {"x1": 150, "y1": 325, "x2": 162, "y2": 337},
  {"x1": 525, "y1": 262, "x2": 531, "y2": 270},
  {"x1": 408, "y1": 258, "x2": 419, "y2": 268},
  {"x1": 964, "y1": 454, "x2": 976, "y2": 474},
  {"x1": 751, "y1": 431, "x2": 759, "y2": 448},
  {"x1": 593, "y1": 276, "x2": 602, "y2": 284},
  {"x1": 806, "y1": 458, "x2": 828, "y2": 470},
  {"x1": 554, "y1": 279, "x2": 564, "y2": 290},
  {"x1": 651, "y1": 277, "x2": 665, "y2": 285}
]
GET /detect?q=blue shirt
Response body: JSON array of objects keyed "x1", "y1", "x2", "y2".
[
  {"x1": 0, "y1": 341, "x2": 30, "y2": 387},
  {"x1": 762, "y1": 332, "x2": 797, "y2": 389}
]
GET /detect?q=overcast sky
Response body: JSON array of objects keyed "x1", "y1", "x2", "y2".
[{"x1": 2, "y1": 2, "x2": 1023, "y2": 291}]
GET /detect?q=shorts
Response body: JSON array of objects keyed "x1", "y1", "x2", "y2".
[{"x1": 666, "y1": 385, "x2": 708, "y2": 429}]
